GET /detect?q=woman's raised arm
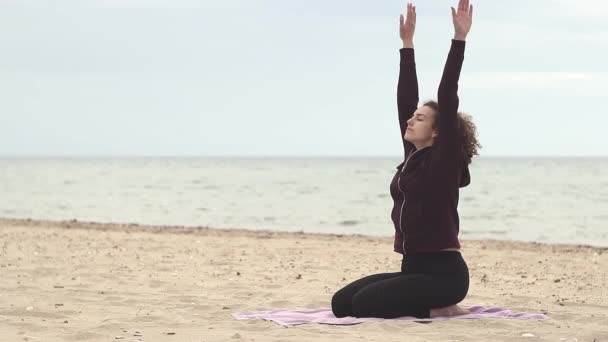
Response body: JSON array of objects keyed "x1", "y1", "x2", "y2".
[
  {"x1": 432, "y1": 0, "x2": 472, "y2": 179},
  {"x1": 397, "y1": 2, "x2": 419, "y2": 159}
]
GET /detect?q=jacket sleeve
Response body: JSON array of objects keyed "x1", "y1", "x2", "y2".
[
  {"x1": 430, "y1": 39, "x2": 466, "y2": 183},
  {"x1": 397, "y1": 48, "x2": 419, "y2": 160}
]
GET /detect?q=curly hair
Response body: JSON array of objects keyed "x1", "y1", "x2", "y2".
[{"x1": 422, "y1": 100, "x2": 481, "y2": 165}]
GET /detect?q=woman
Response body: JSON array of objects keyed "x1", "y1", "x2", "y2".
[{"x1": 331, "y1": 0, "x2": 481, "y2": 319}]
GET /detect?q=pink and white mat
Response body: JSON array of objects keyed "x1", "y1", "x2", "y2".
[{"x1": 232, "y1": 306, "x2": 549, "y2": 326}]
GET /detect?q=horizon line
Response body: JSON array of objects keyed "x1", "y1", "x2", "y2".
[{"x1": 0, "y1": 154, "x2": 607, "y2": 159}]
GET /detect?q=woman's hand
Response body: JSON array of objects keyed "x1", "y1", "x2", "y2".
[
  {"x1": 451, "y1": 0, "x2": 473, "y2": 41},
  {"x1": 399, "y1": 3, "x2": 416, "y2": 48}
]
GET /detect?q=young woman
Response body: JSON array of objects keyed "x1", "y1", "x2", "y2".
[{"x1": 331, "y1": 0, "x2": 481, "y2": 319}]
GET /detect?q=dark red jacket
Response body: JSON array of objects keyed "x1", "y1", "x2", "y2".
[{"x1": 390, "y1": 40, "x2": 471, "y2": 254}]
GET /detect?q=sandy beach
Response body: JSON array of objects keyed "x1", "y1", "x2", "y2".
[{"x1": 0, "y1": 218, "x2": 607, "y2": 342}]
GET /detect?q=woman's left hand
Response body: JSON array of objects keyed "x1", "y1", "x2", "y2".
[{"x1": 451, "y1": 0, "x2": 473, "y2": 41}]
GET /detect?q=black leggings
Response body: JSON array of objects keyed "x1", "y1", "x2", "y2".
[{"x1": 331, "y1": 251, "x2": 469, "y2": 319}]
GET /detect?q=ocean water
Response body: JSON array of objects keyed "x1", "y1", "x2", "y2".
[{"x1": 0, "y1": 157, "x2": 607, "y2": 247}]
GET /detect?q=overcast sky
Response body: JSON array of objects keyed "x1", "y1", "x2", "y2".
[{"x1": 0, "y1": 0, "x2": 606, "y2": 157}]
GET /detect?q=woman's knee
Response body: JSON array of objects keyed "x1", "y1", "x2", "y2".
[
  {"x1": 331, "y1": 288, "x2": 353, "y2": 318},
  {"x1": 350, "y1": 290, "x2": 376, "y2": 318}
]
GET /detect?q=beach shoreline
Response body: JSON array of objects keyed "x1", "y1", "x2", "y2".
[
  {"x1": 2, "y1": 216, "x2": 607, "y2": 252},
  {"x1": 1, "y1": 217, "x2": 607, "y2": 341}
]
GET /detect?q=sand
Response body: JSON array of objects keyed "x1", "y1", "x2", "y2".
[{"x1": 0, "y1": 217, "x2": 607, "y2": 342}]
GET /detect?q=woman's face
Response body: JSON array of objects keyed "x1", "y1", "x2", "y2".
[{"x1": 404, "y1": 105, "x2": 437, "y2": 147}]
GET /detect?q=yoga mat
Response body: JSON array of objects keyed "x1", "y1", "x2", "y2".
[{"x1": 232, "y1": 306, "x2": 549, "y2": 326}]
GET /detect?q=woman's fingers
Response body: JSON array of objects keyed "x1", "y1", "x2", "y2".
[
  {"x1": 412, "y1": 5, "x2": 416, "y2": 24},
  {"x1": 456, "y1": 0, "x2": 471, "y2": 15},
  {"x1": 401, "y1": 3, "x2": 412, "y2": 26},
  {"x1": 454, "y1": 0, "x2": 472, "y2": 17},
  {"x1": 399, "y1": 2, "x2": 416, "y2": 42},
  {"x1": 461, "y1": 0, "x2": 468, "y2": 13},
  {"x1": 406, "y1": 2, "x2": 415, "y2": 24}
]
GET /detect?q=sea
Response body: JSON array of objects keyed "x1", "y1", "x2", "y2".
[{"x1": 1, "y1": 156, "x2": 607, "y2": 247}]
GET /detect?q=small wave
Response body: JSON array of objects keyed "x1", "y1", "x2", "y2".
[
  {"x1": 338, "y1": 220, "x2": 360, "y2": 226},
  {"x1": 486, "y1": 230, "x2": 508, "y2": 235},
  {"x1": 461, "y1": 229, "x2": 507, "y2": 235}
]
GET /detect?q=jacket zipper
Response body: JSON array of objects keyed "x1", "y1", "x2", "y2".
[{"x1": 397, "y1": 146, "x2": 428, "y2": 253}]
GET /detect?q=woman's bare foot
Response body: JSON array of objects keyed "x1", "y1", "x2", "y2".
[{"x1": 429, "y1": 304, "x2": 471, "y2": 318}]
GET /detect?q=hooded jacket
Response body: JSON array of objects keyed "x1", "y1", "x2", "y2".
[{"x1": 390, "y1": 39, "x2": 470, "y2": 254}]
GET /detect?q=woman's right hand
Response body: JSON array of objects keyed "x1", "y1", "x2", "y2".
[{"x1": 399, "y1": 3, "x2": 416, "y2": 46}]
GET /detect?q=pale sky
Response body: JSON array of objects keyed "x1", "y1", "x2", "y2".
[{"x1": 0, "y1": 0, "x2": 607, "y2": 157}]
